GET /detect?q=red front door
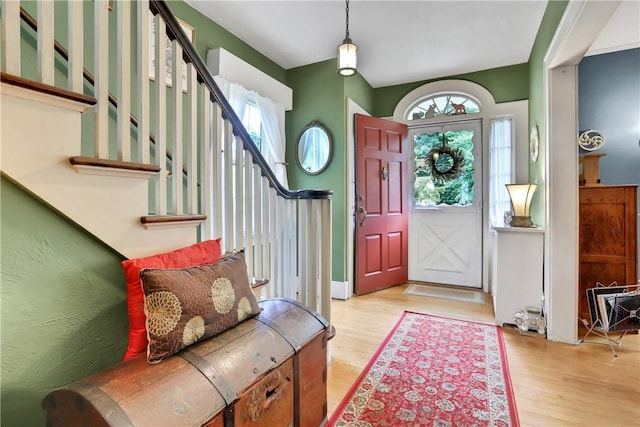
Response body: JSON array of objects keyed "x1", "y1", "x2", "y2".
[{"x1": 355, "y1": 114, "x2": 409, "y2": 295}]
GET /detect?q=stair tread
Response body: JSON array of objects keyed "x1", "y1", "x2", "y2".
[
  {"x1": 69, "y1": 156, "x2": 161, "y2": 173},
  {"x1": 1, "y1": 72, "x2": 96, "y2": 105},
  {"x1": 140, "y1": 214, "x2": 207, "y2": 224}
]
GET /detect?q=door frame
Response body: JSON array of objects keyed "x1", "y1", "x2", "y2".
[
  {"x1": 543, "y1": 0, "x2": 623, "y2": 344},
  {"x1": 343, "y1": 98, "x2": 370, "y2": 300},
  {"x1": 392, "y1": 81, "x2": 528, "y2": 292}
]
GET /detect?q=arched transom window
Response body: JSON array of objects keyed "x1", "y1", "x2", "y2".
[{"x1": 406, "y1": 93, "x2": 481, "y2": 120}]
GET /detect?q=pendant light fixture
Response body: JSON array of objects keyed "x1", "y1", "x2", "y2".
[{"x1": 337, "y1": 0, "x2": 357, "y2": 76}]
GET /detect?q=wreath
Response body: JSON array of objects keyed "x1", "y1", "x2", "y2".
[{"x1": 426, "y1": 145, "x2": 465, "y2": 184}]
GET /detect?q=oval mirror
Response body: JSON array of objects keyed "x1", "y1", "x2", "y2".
[{"x1": 296, "y1": 121, "x2": 332, "y2": 175}]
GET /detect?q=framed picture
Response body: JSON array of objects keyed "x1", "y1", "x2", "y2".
[{"x1": 149, "y1": 15, "x2": 195, "y2": 91}]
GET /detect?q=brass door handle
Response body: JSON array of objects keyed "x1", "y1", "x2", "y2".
[{"x1": 358, "y1": 207, "x2": 368, "y2": 226}]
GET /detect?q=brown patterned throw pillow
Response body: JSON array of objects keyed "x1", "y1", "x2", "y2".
[{"x1": 140, "y1": 251, "x2": 260, "y2": 363}]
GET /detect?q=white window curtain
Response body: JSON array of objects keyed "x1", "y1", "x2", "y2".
[
  {"x1": 213, "y1": 75, "x2": 289, "y2": 189},
  {"x1": 489, "y1": 117, "x2": 514, "y2": 226},
  {"x1": 256, "y1": 95, "x2": 288, "y2": 188}
]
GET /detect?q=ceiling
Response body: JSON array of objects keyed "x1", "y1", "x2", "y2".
[{"x1": 184, "y1": 1, "x2": 639, "y2": 89}]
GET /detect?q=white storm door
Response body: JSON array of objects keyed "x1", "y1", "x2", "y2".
[{"x1": 408, "y1": 120, "x2": 482, "y2": 288}]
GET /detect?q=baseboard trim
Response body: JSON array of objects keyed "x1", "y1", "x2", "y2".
[{"x1": 331, "y1": 281, "x2": 351, "y2": 300}]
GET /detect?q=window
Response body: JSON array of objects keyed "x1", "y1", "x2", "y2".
[
  {"x1": 242, "y1": 100, "x2": 262, "y2": 151},
  {"x1": 214, "y1": 75, "x2": 288, "y2": 188},
  {"x1": 407, "y1": 93, "x2": 481, "y2": 120},
  {"x1": 488, "y1": 117, "x2": 514, "y2": 226}
]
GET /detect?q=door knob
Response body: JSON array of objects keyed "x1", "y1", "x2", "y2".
[{"x1": 358, "y1": 207, "x2": 368, "y2": 226}]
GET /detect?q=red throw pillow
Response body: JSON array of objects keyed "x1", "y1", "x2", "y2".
[{"x1": 121, "y1": 239, "x2": 222, "y2": 360}]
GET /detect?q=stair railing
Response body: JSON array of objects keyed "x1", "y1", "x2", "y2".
[{"x1": 1, "y1": 0, "x2": 333, "y2": 323}]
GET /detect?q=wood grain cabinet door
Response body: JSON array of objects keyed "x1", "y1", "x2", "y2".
[{"x1": 578, "y1": 185, "x2": 638, "y2": 321}]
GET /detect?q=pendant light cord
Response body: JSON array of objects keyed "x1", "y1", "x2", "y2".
[{"x1": 345, "y1": 0, "x2": 350, "y2": 39}]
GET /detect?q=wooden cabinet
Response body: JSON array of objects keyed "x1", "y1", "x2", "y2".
[
  {"x1": 578, "y1": 185, "x2": 638, "y2": 321},
  {"x1": 492, "y1": 227, "x2": 545, "y2": 327}
]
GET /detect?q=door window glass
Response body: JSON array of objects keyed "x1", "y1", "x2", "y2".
[{"x1": 413, "y1": 129, "x2": 475, "y2": 207}]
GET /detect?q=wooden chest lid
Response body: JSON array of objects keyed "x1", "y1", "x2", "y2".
[
  {"x1": 42, "y1": 352, "x2": 227, "y2": 426},
  {"x1": 42, "y1": 298, "x2": 328, "y2": 427},
  {"x1": 182, "y1": 316, "x2": 294, "y2": 400},
  {"x1": 257, "y1": 298, "x2": 329, "y2": 351}
]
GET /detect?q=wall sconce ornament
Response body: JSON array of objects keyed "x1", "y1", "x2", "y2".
[
  {"x1": 506, "y1": 184, "x2": 537, "y2": 227},
  {"x1": 530, "y1": 125, "x2": 539, "y2": 162},
  {"x1": 578, "y1": 129, "x2": 605, "y2": 151}
]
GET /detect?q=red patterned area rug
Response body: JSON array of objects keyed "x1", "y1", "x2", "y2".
[{"x1": 329, "y1": 311, "x2": 519, "y2": 427}]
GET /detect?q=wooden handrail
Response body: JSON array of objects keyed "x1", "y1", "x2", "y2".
[{"x1": 151, "y1": 1, "x2": 332, "y2": 201}]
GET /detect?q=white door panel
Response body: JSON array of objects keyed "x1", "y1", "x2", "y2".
[{"x1": 409, "y1": 208, "x2": 481, "y2": 287}]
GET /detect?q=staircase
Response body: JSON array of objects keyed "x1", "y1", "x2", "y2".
[{"x1": 0, "y1": 0, "x2": 332, "y2": 323}]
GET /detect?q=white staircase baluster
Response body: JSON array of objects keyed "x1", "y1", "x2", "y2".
[
  {"x1": 271, "y1": 192, "x2": 279, "y2": 297},
  {"x1": 94, "y1": 0, "x2": 109, "y2": 158},
  {"x1": 154, "y1": 14, "x2": 167, "y2": 215},
  {"x1": 244, "y1": 150, "x2": 254, "y2": 282},
  {"x1": 298, "y1": 199, "x2": 309, "y2": 304},
  {"x1": 210, "y1": 101, "x2": 224, "y2": 240},
  {"x1": 253, "y1": 164, "x2": 263, "y2": 281},
  {"x1": 320, "y1": 198, "x2": 332, "y2": 325},
  {"x1": 37, "y1": 1, "x2": 54, "y2": 85},
  {"x1": 172, "y1": 40, "x2": 183, "y2": 215},
  {"x1": 285, "y1": 198, "x2": 292, "y2": 298},
  {"x1": 187, "y1": 64, "x2": 198, "y2": 214},
  {"x1": 275, "y1": 195, "x2": 284, "y2": 297},
  {"x1": 68, "y1": 0, "x2": 83, "y2": 93},
  {"x1": 201, "y1": 88, "x2": 214, "y2": 239},
  {"x1": 2, "y1": 1, "x2": 21, "y2": 75},
  {"x1": 223, "y1": 120, "x2": 234, "y2": 252},
  {"x1": 137, "y1": 1, "x2": 150, "y2": 164},
  {"x1": 235, "y1": 135, "x2": 244, "y2": 251},
  {"x1": 117, "y1": 0, "x2": 131, "y2": 162},
  {"x1": 309, "y1": 199, "x2": 319, "y2": 310},
  {"x1": 261, "y1": 179, "x2": 272, "y2": 299}
]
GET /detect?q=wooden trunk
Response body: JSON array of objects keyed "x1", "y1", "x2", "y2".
[
  {"x1": 578, "y1": 185, "x2": 638, "y2": 322},
  {"x1": 42, "y1": 298, "x2": 329, "y2": 427}
]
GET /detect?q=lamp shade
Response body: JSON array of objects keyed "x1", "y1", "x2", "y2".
[
  {"x1": 337, "y1": 38, "x2": 358, "y2": 76},
  {"x1": 505, "y1": 184, "x2": 537, "y2": 227}
]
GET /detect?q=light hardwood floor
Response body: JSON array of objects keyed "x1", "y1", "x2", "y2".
[{"x1": 326, "y1": 284, "x2": 640, "y2": 426}]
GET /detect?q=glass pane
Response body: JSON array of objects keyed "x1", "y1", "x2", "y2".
[
  {"x1": 408, "y1": 94, "x2": 480, "y2": 120},
  {"x1": 243, "y1": 103, "x2": 262, "y2": 150},
  {"x1": 413, "y1": 129, "x2": 475, "y2": 207}
]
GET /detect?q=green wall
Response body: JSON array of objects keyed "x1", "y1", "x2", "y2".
[
  {"x1": 285, "y1": 59, "x2": 375, "y2": 281},
  {"x1": 527, "y1": 0, "x2": 569, "y2": 226},
  {"x1": 167, "y1": 2, "x2": 286, "y2": 84},
  {"x1": 372, "y1": 63, "x2": 530, "y2": 118},
  {"x1": 1, "y1": 177, "x2": 128, "y2": 426}
]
